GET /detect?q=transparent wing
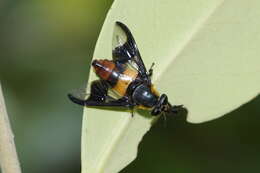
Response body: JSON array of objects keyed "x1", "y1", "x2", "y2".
[
  {"x1": 68, "y1": 80, "x2": 133, "y2": 107},
  {"x1": 112, "y1": 21, "x2": 149, "y2": 82},
  {"x1": 68, "y1": 87, "x2": 90, "y2": 101}
]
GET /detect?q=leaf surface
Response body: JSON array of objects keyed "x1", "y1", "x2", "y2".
[{"x1": 82, "y1": 0, "x2": 260, "y2": 172}]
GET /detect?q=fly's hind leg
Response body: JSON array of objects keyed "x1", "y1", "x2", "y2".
[
  {"x1": 130, "y1": 107, "x2": 135, "y2": 117},
  {"x1": 148, "y1": 62, "x2": 155, "y2": 78}
]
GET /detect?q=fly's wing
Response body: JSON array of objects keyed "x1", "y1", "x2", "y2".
[
  {"x1": 112, "y1": 21, "x2": 149, "y2": 82},
  {"x1": 68, "y1": 80, "x2": 111, "y2": 106},
  {"x1": 68, "y1": 85, "x2": 90, "y2": 106},
  {"x1": 87, "y1": 80, "x2": 110, "y2": 102},
  {"x1": 68, "y1": 80, "x2": 133, "y2": 107}
]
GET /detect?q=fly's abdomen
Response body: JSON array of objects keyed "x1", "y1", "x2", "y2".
[
  {"x1": 92, "y1": 59, "x2": 138, "y2": 96},
  {"x1": 112, "y1": 67, "x2": 138, "y2": 96},
  {"x1": 92, "y1": 59, "x2": 115, "y2": 80},
  {"x1": 92, "y1": 59, "x2": 121, "y2": 87}
]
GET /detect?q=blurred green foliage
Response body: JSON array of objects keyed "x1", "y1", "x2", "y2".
[
  {"x1": 0, "y1": 0, "x2": 259, "y2": 173},
  {"x1": 0, "y1": 0, "x2": 113, "y2": 172}
]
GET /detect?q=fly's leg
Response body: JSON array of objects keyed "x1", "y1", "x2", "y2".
[{"x1": 148, "y1": 62, "x2": 155, "y2": 78}]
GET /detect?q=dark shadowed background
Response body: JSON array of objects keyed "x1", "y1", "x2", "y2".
[{"x1": 0, "y1": 1, "x2": 259, "y2": 173}]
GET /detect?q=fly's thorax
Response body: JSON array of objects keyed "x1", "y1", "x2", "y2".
[{"x1": 132, "y1": 84, "x2": 158, "y2": 108}]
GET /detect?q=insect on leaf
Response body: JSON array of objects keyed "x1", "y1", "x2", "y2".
[{"x1": 81, "y1": 0, "x2": 260, "y2": 172}]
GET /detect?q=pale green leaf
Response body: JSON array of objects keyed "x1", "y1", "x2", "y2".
[{"x1": 82, "y1": 0, "x2": 260, "y2": 172}]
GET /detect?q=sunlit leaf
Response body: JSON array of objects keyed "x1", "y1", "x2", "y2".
[{"x1": 81, "y1": 0, "x2": 260, "y2": 172}]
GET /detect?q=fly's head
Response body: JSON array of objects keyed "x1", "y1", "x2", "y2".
[{"x1": 151, "y1": 94, "x2": 183, "y2": 116}]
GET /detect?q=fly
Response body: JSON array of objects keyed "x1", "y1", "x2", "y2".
[{"x1": 68, "y1": 21, "x2": 184, "y2": 116}]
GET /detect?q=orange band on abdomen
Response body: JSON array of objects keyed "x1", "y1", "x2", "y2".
[{"x1": 112, "y1": 67, "x2": 138, "y2": 96}]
